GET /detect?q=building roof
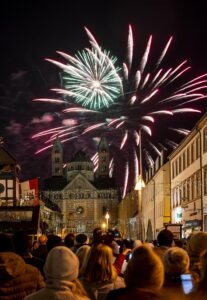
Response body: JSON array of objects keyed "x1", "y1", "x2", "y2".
[
  {"x1": 98, "y1": 136, "x2": 109, "y2": 151},
  {"x1": 52, "y1": 137, "x2": 63, "y2": 152},
  {"x1": 43, "y1": 176, "x2": 67, "y2": 190},
  {"x1": 70, "y1": 150, "x2": 91, "y2": 162},
  {"x1": 94, "y1": 176, "x2": 117, "y2": 189},
  {"x1": 0, "y1": 146, "x2": 18, "y2": 165},
  {"x1": 42, "y1": 198, "x2": 61, "y2": 213},
  {"x1": 168, "y1": 111, "x2": 207, "y2": 160}
]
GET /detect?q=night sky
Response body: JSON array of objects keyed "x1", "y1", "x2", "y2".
[{"x1": 0, "y1": 0, "x2": 207, "y2": 183}]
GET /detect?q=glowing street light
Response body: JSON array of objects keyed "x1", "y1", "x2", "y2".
[
  {"x1": 105, "y1": 212, "x2": 110, "y2": 230},
  {"x1": 134, "y1": 130, "x2": 145, "y2": 241},
  {"x1": 135, "y1": 175, "x2": 145, "y2": 191},
  {"x1": 102, "y1": 222, "x2": 106, "y2": 231}
]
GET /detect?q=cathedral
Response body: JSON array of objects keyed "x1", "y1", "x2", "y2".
[{"x1": 43, "y1": 137, "x2": 119, "y2": 236}]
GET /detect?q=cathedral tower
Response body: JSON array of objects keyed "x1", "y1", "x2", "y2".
[
  {"x1": 52, "y1": 137, "x2": 63, "y2": 177},
  {"x1": 96, "y1": 136, "x2": 109, "y2": 178}
]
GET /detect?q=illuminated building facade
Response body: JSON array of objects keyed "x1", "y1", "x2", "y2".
[{"x1": 43, "y1": 137, "x2": 119, "y2": 236}]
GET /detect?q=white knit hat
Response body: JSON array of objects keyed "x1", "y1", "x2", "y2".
[
  {"x1": 163, "y1": 247, "x2": 190, "y2": 275},
  {"x1": 44, "y1": 246, "x2": 79, "y2": 281}
]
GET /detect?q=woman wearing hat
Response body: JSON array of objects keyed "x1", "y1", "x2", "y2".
[{"x1": 23, "y1": 246, "x2": 89, "y2": 300}]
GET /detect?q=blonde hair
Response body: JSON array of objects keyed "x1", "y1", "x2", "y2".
[
  {"x1": 71, "y1": 278, "x2": 89, "y2": 298},
  {"x1": 76, "y1": 245, "x2": 91, "y2": 276},
  {"x1": 84, "y1": 243, "x2": 117, "y2": 282},
  {"x1": 125, "y1": 244, "x2": 164, "y2": 290}
]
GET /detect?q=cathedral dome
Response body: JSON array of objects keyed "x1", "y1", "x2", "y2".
[{"x1": 70, "y1": 150, "x2": 91, "y2": 163}]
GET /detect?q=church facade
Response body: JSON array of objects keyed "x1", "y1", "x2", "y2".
[{"x1": 42, "y1": 137, "x2": 119, "y2": 236}]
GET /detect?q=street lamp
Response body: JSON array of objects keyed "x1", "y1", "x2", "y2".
[
  {"x1": 135, "y1": 175, "x2": 145, "y2": 191},
  {"x1": 105, "y1": 212, "x2": 110, "y2": 230},
  {"x1": 102, "y1": 222, "x2": 106, "y2": 232},
  {"x1": 134, "y1": 129, "x2": 145, "y2": 241}
]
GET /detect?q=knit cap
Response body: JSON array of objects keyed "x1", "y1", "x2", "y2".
[
  {"x1": 44, "y1": 246, "x2": 79, "y2": 281},
  {"x1": 163, "y1": 247, "x2": 190, "y2": 275},
  {"x1": 125, "y1": 244, "x2": 164, "y2": 290},
  {"x1": 188, "y1": 232, "x2": 207, "y2": 257}
]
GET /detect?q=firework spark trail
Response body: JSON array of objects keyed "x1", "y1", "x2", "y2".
[
  {"x1": 33, "y1": 98, "x2": 66, "y2": 104},
  {"x1": 127, "y1": 25, "x2": 133, "y2": 71},
  {"x1": 156, "y1": 36, "x2": 173, "y2": 68},
  {"x1": 134, "y1": 150, "x2": 139, "y2": 187},
  {"x1": 122, "y1": 162, "x2": 129, "y2": 199},
  {"x1": 169, "y1": 128, "x2": 190, "y2": 135},
  {"x1": 140, "y1": 35, "x2": 152, "y2": 73},
  {"x1": 120, "y1": 131, "x2": 128, "y2": 150},
  {"x1": 33, "y1": 26, "x2": 207, "y2": 196}
]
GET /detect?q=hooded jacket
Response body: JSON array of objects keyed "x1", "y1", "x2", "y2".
[
  {"x1": 80, "y1": 276, "x2": 124, "y2": 300},
  {"x1": 0, "y1": 252, "x2": 45, "y2": 300},
  {"x1": 23, "y1": 246, "x2": 90, "y2": 300}
]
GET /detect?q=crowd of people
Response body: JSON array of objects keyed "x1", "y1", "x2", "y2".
[{"x1": 0, "y1": 228, "x2": 207, "y2": 300}]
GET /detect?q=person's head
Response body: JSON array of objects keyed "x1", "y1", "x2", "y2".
[
  {"x1": 124, "y1": 244, "x2": 164, "y2": 291},
  {"x1": 133, "y1": 239, "x2": 142, "y2": 249},
  {"x1": 46, "y1": 234, "x2": 62, "y2": 252},
  {"x1": 174, "y1": 239, "x2": 184, "y2": 248},
  {"x1": 157, "y1": 229, "x2": 174, "y2": 247},
  {"x1": 13, "y1": 231, "x2": 31, "y2": 255},
  {"x1": 44, "y1": 246, "x2": 79, "y2": 282},
  {"x1": 44, "y1": 246, "x2": 88, "y2": 297},
  {"x1": 32, "y1": 240, "x2": 39, "y2": 251},
  {"x1": 64, "y1": 233, "x2": 75, "y2": 248},
  {"x1": 106, "y1": 229, "x2": 115, "y2": 243},
  {"x1": 0, "y1": 233, "x2": 14, "y2": 252},
  {"x1": 84, "y1": 243, "x2": 117, "y2": 282},
  {"x1": 188, "y1": 232, "x2": 207, "y2": 258},
  {"x1": 76, "y1": 245, "x2": 91, "y2": 276},
  {"x1": 122, "y1": 239, "x2": 134, "y2": 250},
  {"x1": 38, "y1": 234, "x2": 47, "y2": 245},
  {"x1": 76, "y1": 233, "x2": 88, "y2": 246},
  {"x1": 92, "y1": 227, "x2": 103, "y2": 244},
  {"x1": 163, "y1": 247, "x2": 190, "y2": 276}
]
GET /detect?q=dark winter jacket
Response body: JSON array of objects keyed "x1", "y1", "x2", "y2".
[
  {"x1": 0, "y1": 252, "x2": 45, "y2": 300},
  {"x1": 107, "y1": 287, "x2": 161, "y2": 300}
]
